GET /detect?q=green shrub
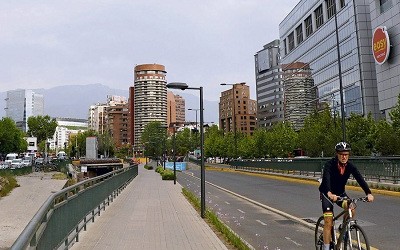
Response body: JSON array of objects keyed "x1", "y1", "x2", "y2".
[
  {"x1": 161, "y1": 169, "x2": 174, "y2": 180},
  {"x1": 155, "y1": 166, "x2": 164, "y2": 173},
  {"x1": 144, "y1": 165, "x2": 153, "y2": 170}
]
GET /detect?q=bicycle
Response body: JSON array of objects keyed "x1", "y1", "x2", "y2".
[{"x1": 315, "y1": 196, "x2": 370, "y2": 250}]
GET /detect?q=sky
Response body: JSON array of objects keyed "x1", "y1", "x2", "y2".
[{"x1": 0, "y1": 0, "x2": 298, "y2": 102}]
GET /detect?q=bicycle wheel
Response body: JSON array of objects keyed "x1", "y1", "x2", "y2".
[
  {"x1": 343, "y1": 224, "x2": 370, "y2": 250},
  {"x1": 315, "y1": 216, "x2": 325, "y2": 250}
]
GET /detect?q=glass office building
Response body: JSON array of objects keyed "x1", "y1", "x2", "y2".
[
  {"x1": 279, "y1": 0, "x2": 381, "y2": 119},
  {"x1": 5, "y1": 89, "x2": 44, "y2": 132},
  {"x1": 254, "y1": 39, "x2": 285, "y2": 128},
  {"x1": 369, "y1": 0, "x2": 400, "y2": 119}
]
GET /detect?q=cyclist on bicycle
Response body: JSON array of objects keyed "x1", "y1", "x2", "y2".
[{"x1": 319, "y1": 142, "x2": 374, "y2": 250}]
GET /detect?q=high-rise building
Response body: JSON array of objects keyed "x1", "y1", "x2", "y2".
[
  {"x1": 106, "y1": 102, "x2": 129, "y2": 148},
  {"x1": 175, "y1": 94, "x2": 186, "y2": 124},
  {"x1": 254, "y1": 40, "x2": 285, "y2": 128},
  {"x1": 219, "y1": 83, "x2": 257, "y2": 135},
  {"x1": 88, "y1": 95, "x2": 129, "y2": 148},
  {"x1": 131, "y1": 64, "x2": 167, "y2": 151},
  {"x1": 282, "y1": 62, "x2": 317, "y2": 130},
  {"x1": 370, "y1": 1, "x2": 400, "y2": 119},
  {"x1": 88, "y1": 104, "x2": 108, "y2": 134},
  {"x1": 5, "y1": 89, "x2": 44, "y2": 132},
  {"x1": 279, "y1": 0, "x2": 381, "y2": 120}
]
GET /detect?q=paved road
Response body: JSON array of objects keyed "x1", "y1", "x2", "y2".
[
  {"x1": 0, "y1": 172, "x2": 67, "y2": 249},
  {"x1": 181, "y1": 165, "x2": 400, "y2": 249},
  {"x1": 178, "y1": 171, "x2": 315, "y2": 249}
]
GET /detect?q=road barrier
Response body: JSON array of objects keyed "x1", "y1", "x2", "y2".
[
  {"x1": 11, "y1": 163, "x2": 138, "y2": 250},
  {"x1": 191, "y1": 157, "x2": 400, "y2": 184}
]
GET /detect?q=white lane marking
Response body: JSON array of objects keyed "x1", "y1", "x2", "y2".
[
  {"x1": 284, "y1": 237, "x2": 302, "y2": 246},
  {"x1": 256, "y1": 219, "x2": 267, "y2": 226},
  {"x1": 237, "y1": 209, "x2": 245, "y2": 214},
  {"x1": 225, "y1": 201, "x2": 230, "y2": 205}
]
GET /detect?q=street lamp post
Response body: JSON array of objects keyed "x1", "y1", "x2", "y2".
[
  {"x1": 188, "y1": 108, "x2": 200, "y2": 150},
  {"x1": 188, "y1": 108, "x2": 199, "y2": 131},
  {"x1": 334, "y1": 3, "x2": 346, "y2": 142},
  {"x1": 166, "y1": 82, "x2": 205, "y2": 219}
]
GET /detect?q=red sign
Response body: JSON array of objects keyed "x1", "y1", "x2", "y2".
[{"x1": 372, "y1": 26, "x2": 390, "y2": 65}]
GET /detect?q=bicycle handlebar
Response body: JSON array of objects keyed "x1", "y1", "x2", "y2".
[{"x1": 335, "y1": 196, "x2": 368, "y2": 203}]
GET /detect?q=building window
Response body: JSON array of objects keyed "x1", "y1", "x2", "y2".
[
  {"x1": 282, "y1": 38, "x2": 287, "y2": 55},
  {"x1": 380, "y1": 0, "x2": 392, "y2": 13},
  {"x1": 340, "y1": 0, "x2": 345, "y2": 8},
  {"x1": 326, "y1": 0, "x2": 335, "y2": 19},
  {"x1": 315, "y1": 5, "x2": 324, "y2": 29},
  {"x1": 305, "y1": 15, "x2": 313, "y2": 37},
  {"x1": 288, "y1": 32, "x2": 295, "y2": 51},
  {"x1": 296, "y1": 24, "x2": 303, "y2": 44}
]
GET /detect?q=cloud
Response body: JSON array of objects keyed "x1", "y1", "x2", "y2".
[{"x1": 0, "y1": 0, "x2": 297, "y2": 101}]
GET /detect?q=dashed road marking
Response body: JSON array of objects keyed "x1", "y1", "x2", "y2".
[{"x1": 256, "y1": 219, "x2": 267, "y2": 226}]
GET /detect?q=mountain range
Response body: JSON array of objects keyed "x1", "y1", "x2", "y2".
[{"x1": 0, "y1": 84, "x2": 219, "y2": 124}]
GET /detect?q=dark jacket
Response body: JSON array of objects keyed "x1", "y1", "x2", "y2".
[{"x1": 319, "y1": 157, "x2": 371, "y2": 196}]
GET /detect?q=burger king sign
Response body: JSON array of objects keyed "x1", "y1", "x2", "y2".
[{"x1": 372, "y1": 26, "x2": 390, "y2": 65}]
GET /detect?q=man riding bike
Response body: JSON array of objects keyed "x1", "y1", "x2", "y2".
[{"x1": 318, "y1": 142, "x2": 374, "y2": 250}]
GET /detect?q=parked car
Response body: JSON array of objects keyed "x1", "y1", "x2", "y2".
[
  {"x1": 11, "y1": 159, "x2": 23, "y2": 169},
  {"x1": 0, "y1": 163, "x2": 9, "y2": 169},
  {"x1": 22, "y1": 159, "x2": 32, "y2": 167}
]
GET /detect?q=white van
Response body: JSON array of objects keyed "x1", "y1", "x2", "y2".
[
  {"x1": 57, "y1": 151, "x2": 67, "y2": 160},
  {"x1": 5, "y1": 153, "x2": 19, "y2": 166}
]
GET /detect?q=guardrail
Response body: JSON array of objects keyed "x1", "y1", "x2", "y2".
[
  {"x1": 11, "y1": 163, "x2": 138, "y2": 250},
  {"x1": 190, "y1": 157, "x2": 400, "y2": 184}
]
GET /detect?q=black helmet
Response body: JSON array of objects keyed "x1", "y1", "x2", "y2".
[{"x1": 335, "y1": 142, "x2": 351, "y2": 152}]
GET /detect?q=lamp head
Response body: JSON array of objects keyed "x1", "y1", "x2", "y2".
[{"x1": 166, "y1": 82, "x2": 188, "y2": 90}]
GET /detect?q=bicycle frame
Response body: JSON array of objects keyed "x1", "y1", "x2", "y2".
[
  {"x1": 331, "y1": 207, "x2": 351, "y2": 248},
  {"x1": 315, "y1": 197, "x2": 369, "y2": 250}
]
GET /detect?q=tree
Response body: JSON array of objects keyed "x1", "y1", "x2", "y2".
[
  {"x1": 389, "y1": 93, "x2": 400, "y2": 131},
  {"x1": 373, "y1": 120, "x2": 399, "y2": 155},
  {"x1": 98, "y1": 131, "x2": 114, "y2": 158},
  {"x1": 298, "y1": 108, "x2": 341, "y2": 157},
  {"x1": 27, "y1": 115, "x2": 58, "y2": 147},
  {"x1": 267, "y1": 122, "x2": 298, "y2": 158},
  {"x1": 237, "y1": 134, "x2": 256, "y2": 159},
  {"x1": 251, "y1": 128, "x2": 269, "y2": 158},
  {"x1": 346, "y1": 113, "x2": 375, "y2": 156},
  {"x1": 204, "y1": 125, "x2": 225, "y2": 160},
  {"x1": 0, "y1": 117, "x2": 27, "y2": 154},
  {"x1": 141, "y1": 122, "x2": 167, "y2": 159},
  {"x1": 175, "y1": 128, "x2": 192, "y2": 156}
]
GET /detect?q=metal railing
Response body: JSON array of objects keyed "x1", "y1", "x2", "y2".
[
  {"x1": 190, "y1": 157, "x2": 400, "y2": 184},
  {"x1": 11, "y1": 163, "x2": 138, "y2": 250},
  {"x1": 230, "y1": 157, "x2": 400, "y2": 184}
]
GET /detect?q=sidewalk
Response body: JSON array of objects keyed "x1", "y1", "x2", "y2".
[
  {"x1": 0, "y1": 172, "x2": 67, "y2": 249},
  {"x1": 71, "y1": 165, "x2": 228, "y2": 250}
]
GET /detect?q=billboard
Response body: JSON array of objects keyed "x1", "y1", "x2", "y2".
[
  {"x1": 372, "y1": 26, "x2": 390, "y2": 65},
  {"x1": 257, "y1": 49, "x2": 270, "y2": 72}
]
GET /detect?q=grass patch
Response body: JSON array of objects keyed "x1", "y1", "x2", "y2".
[
  {"x1": 0, "y1": 174, "x2": 19, "y2": 197},
  {"x1": 52, "y1": 172, "x2": 68, "y2": 180},
  {"x1": 182, "y1": 187, "x2": 251, "y2": 250}
]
